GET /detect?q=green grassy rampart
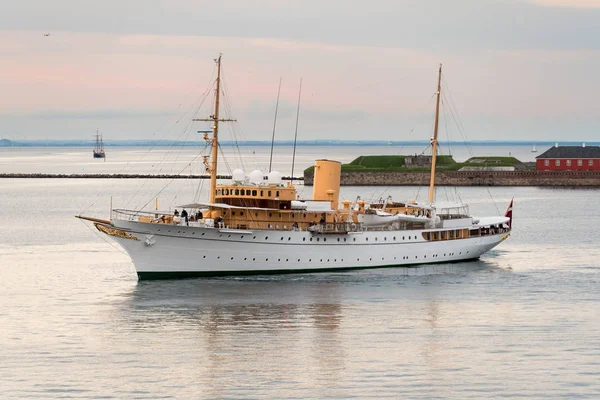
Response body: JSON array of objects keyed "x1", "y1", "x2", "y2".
[{"x1": 304, "y1": 155, "x2": 523, "y2": 174}]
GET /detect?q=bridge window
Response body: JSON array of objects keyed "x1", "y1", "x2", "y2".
[
  {"x1": 566, "y1": 160, "x2": 571, "y2": 166},
  {"x1": 578, "y1": 160, "x2": 583, "y2": 166},
  {"x1": 252, "y1": 190, "x2": 257, "y2": 196},
  {"x1": 544, "y1": 160, "x2": 549, "y2": 166},
  {"x1": 555, "y1": 160, "x2": 560, "y2": 167},
  {"x1": 235, "y1": 189, "x2": 240, "y2": 195},
  {"x1": 589, "y1": 160, "x2": 594, "y2": 166}
]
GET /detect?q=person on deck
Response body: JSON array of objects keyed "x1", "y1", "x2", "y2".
[{"x1": 181, "y1": 209, "x2": 189, "y2": 226}]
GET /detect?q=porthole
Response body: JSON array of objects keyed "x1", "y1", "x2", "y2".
[
  {"x1": 253, "y1": 258, "x2": 255, "y2": 261},
  {"x1": 344, "y1": 238, "x2": 347, "y2": 242},
  {"x1": 286, "y1": 259, "x2": 289, "y2": 262},
  {"x1": 303, "y1": 238, "x2": 306, "y2": 241},
  {"x1": 202, "y1": 233, "x2": 205, "y2": 236},
  {"x1": 217, "y1": 256, "x2": 220, "y2": 259},
  {"x1": 288, "y1": 237, "x2": 291, "y2": 241},
  {"x1": 393, "y1": 237, "x2": 396, "y2": 240},
  {"x1": 402, "y1": 236, "x2": 405, "y2": 240},
  {"x1": 375, "y1": 237, "x2": 378, "y2": 241},
  {"x1": 323, "y1": 238, "x2": 326, "y2": 242},
  {"x1": 266, "y1": 258, "x2": 268, "y2": 261},
  {"x1": 240, "y1": 235, "x2": 244, "y2": 238},
  {"x1": 310, "y1": 238, "x2": 313, "y2": 241},
  {"x1": 353, "y1": 238, "x2": 356, "y2": 242},
  {"x1": 281, "y1": 237, "x2": 284, "y2": 241},
  {"x1": 317, "y1": 238, "x2": 320, "y2": 242},
  {"x1": 230, "y1": 257, "x2": 234, "y2": 260},
  {"x1": 366, "y1": 238, "x2": 369, "y2": 241},
  {"x1": 265, "y1": 237, "x2": 268, "y2": 240},
  {"x1": 244, "y1": 257, "x2": 247, "y2": 260},
  {"x1": 203, "y1": 255, "x2": 206, "y2": 258},
  {"x1": 337, "y1": 238, "x2": 340, "y2": 242},
  {"x1": 297, "y1": 259, "x2": 300, "y2": 262}
]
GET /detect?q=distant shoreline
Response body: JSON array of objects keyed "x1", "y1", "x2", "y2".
[{"x1": 1, "y1": 139, "x2": 598, "y2": 148}]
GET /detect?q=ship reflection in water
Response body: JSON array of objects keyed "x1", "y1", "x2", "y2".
[{"x1": 108, "y1": 260, "x2": 505, "y2": 397}]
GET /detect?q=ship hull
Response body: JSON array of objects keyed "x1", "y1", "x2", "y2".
[{"x1": 105, "y1": 220, "x2": 509, "y2": 280}]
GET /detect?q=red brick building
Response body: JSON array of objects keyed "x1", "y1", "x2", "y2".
[{"x1": 536, "y1": 145, "x2": 600, "y2": 171}]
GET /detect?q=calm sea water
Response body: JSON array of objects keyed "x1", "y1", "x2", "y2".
[{"x1": 1, "y1": 146, "x2": 599, "y2": 399}]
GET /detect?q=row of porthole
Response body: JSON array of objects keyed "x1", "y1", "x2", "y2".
[{"x1": 200, "y1": 252, "x2": 467, "y2": 262}]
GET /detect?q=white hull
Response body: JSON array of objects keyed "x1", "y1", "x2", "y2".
[{"x1": 107, "y1": 220, "x2": 509, "y2": 279}]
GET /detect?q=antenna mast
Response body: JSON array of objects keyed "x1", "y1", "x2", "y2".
[
  {"x1": 428, "y1": 64, "x2": 442, "y2": 204},
  {"x1": 290, "y1": 78, "x2": 302, "y2": 185},
  {"x1": 269, "y1": 77, "x2": 283, "y2": 173}
]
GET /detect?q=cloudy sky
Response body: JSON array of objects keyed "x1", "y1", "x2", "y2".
[{"x1": 1, "y1": 0, "x2": 599, "y2": 142}]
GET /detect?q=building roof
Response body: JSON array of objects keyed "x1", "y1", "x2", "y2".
[{"x1": 536, "y1": 146, "x2": 600, "y2": 159}]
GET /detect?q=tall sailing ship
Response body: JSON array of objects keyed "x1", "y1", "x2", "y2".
[
  {"x1": 93, "y1": 129, "x2": 105, "y2": 158},
  {"x1": 78, "y1": 56, "x2": 512, "y2": 279}
]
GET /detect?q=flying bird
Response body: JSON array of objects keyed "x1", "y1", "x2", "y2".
[{"x1": 44, "y1": 33, "x2": 51, "y2": 37}]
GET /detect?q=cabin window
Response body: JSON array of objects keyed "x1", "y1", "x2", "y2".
[
  {"x1": 578, "y1": 160, "x2": 583, "y2": 166},
  {"x1": 225, "y1": 189, "x2": 229, "y2": 195},
  {"x1": 255, "y1": 213, "x2": 258, "y2": 217},
  {"x1": 260, "y1": 190, "x2": 263, "y2": 196},
  {"x1": 252, "y1": 190, "x2": 257, "y2": 196},
  {"x1": 243, "y1": 189, "x2": 248, "y2": 195},
  {"x1": 268, "y1": 190, "x2": 272, "y2": 197},
  {"x1": 441, "y1": 231, "x2": 446, "y2": 240},
  {"x1": 544, "y1": 160, "x2": 549, "y2": 166},
  {"x1": 566, "y1": 160, "x2": 571, "y2": 166},
  {"x1": 276, "y1": 191, "x2": 280, "y2": 197},
  {"x1": 234, "y1": 189, "x2": 238, "y2": 195},
  {"x1": 269, "y1": 213, "x2": 272, "y2": 217},
  {"x1": 449, "y1": 230, "x2": 454, "y2": 239},
  {"x1": 433, "y1": 232, "x2": 439, "y2": 240},
  {"x1": 240, "y1": 212, "x2": 244, "y2": 216},
  {"x1": 589, "y1": 160, "x2": 594, "y2": 166},
  {"x1": 555, "y1": 160, "x2": 560, "y2": 166},
  {"x1": 232, "y1": 211, "x2": 236, "y2": 216}
]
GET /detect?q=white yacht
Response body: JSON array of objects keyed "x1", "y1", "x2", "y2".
[{"x1": 78, "y1": 57, "x2": 512, "y2": 279}]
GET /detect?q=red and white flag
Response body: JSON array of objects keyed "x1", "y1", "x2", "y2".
[{"x1": 504, "y1": 198, "x2": 514, "y2": 229}]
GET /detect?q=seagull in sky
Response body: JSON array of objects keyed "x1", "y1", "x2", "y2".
[{"x1": 44, "y1": 33, "x2": 51, "y2": 37}]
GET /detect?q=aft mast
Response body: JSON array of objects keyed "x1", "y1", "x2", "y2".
[
  {"x1": 428, "y1": 64, "x2": 442, "y2": 204},
  {"x1": 193, "y1": 54, "x2": 235, "y2": 204}
]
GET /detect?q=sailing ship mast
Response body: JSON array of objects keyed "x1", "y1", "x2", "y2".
[
  {"x1": 428, "y1": 64, "x2": 442, "y2": 204},
  {"x1": 193, "y1": 54, "x2": 235, "y2": 204}
]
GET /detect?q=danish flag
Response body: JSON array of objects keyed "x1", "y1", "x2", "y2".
[{"x1": 504, "y1": 198, "x2": 514, "y2": 229}]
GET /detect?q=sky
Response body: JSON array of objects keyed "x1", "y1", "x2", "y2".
[{"x1": 1, "y1": 0, "x2": 599, "y2": 142}]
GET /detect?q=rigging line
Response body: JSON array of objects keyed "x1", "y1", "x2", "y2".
[
  {"x1": 81, "y1": 84, "x2": 214, "y2": 216},
  {"x1": 136, "y1": 150, "x2": 207, "y2": 212},
  {"x1": 269, "y1": 77, "x2": 283, "y2": 173},
  {"x1": 119, "y1": 73, "x2": 215, "y2": 176},
  {"x1": 290, "y1": 78, "x2": 303, "y2": 183},
  {"x1": 441, "y1": 76, "x2": 500, "y2": 215},
  {"x1": 220, "y1": 73, "x2": 256, "y2": 171},
  {"x1": 125, "y1": 110, "x2": 200, "y2": 210}
]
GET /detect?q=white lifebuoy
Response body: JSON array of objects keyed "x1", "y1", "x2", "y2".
[{"x1": 350, "y1": 223, "x2": 357, "y2": 231}]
